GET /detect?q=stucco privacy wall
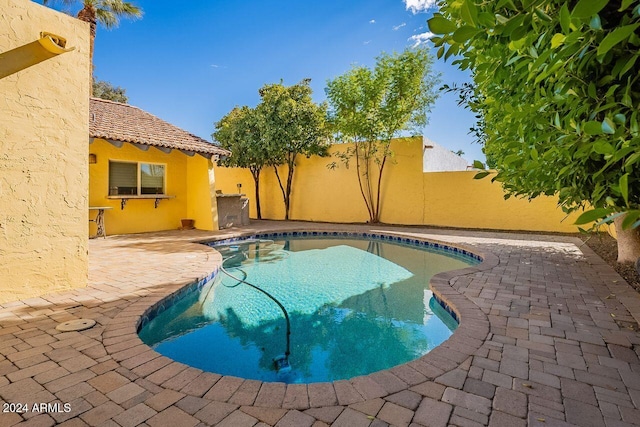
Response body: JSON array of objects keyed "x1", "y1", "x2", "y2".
[
  {"x1": 214, "y1": 136, "x2": 584, "y2": 232},
  {"x1": 0, "y1": 0, "x2": 90, "y2": 304},
  {"x1": 89, "y1": 139, "x2": 218, "y2": 235}
]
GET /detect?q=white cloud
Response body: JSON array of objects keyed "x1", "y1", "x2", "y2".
[
  {"x1": 210, "y1": 64, "x2": 227, "y2": 69},
  {"x1": 364, "y1": 40, "x2": 372, "y2": 45},
  {"x1": 404, "y1": 0, "x2": 438, "y2": 14},
  {"x1": 369, "y1": 19, "x2": 376, "y2": 24},
  {"x1": 393, "y1": 22, "x2": 407, "y2": 31},
  {"x1": 408, "y1": 31, "x2": 434, "y2": 47}
]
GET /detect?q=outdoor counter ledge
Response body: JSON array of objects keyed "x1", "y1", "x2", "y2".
[
  {"x1": 102, "y1": 227, "x2": 496, "y2": 409},
  {"x1": 2, "y1": 220, "x2": 639, "y2": 427}
]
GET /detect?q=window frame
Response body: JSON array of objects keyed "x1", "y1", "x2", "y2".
[{"x1": 108, "y1": 160, "x2": 167, "y2": 196}]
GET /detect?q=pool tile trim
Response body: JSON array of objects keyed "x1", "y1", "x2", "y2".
[
  {"x1": 208, "y1": 230, "x2": 483, "y2": 263},
  {"x1": 104, "y1": 227, "x2": 498, "y2": 409}
]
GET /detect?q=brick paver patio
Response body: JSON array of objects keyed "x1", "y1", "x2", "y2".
[{"x1": 1, "y1": 221, "x2": 640, "y2": 426}]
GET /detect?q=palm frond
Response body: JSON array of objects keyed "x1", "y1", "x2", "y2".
[
  {"x1": 95, "y1": 8, "x2": 117, "y2": 27},
  {"x1": 94, "y1": 0, "x2": 142, "y2": 27},
  {"x1": 41, "y1": 0, "x2": 82, "y2": 16},
  {"x1": 43, "y1": 0, "x2": 141, "y2": 27},
  {"x1": 101, "y1": 0, "x2": 142, "y2": 19}
]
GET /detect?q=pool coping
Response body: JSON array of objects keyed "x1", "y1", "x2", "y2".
[{"x1": 102, "y1": 227, "x2": 500, "y2": 408}]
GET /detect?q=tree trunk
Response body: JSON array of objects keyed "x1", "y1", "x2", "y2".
[
  {"x1": 77, "y1": 5, "x2": 96, "y2": 93},
  {"x1": 252, "y1": 170, "x2": 261, "y2": 220},
  {"x1": 614, "y1": 214, "x2": 640, "y2": 263},
  {"x1": 372, "y1": 155, "x2": 388, "y2": 223},
  {"x1": 273, "y1": 165, "x2": 287, "y2": 219},
  {"x1": 364, "y1": 142, "x2": 375, "y2": 222},
  {"x1": 354, "y1": 142, "x2": 374, "y2": 222},
  {"x1": 284, "y1": 155, "x2": 295, "y2": 220}
]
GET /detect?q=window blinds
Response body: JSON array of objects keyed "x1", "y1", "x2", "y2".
[
  {"x1": 141, "y1": 164, "x2": 165, "y2": 194},
  {"x1": 109, "y1": 162, "x2": 137, "y2": 194}
]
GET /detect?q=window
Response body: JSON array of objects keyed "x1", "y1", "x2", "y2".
[
  {"x1": 109, "y1": 161, "x2": 165, "y2": 195},
  {"x1": 140, "y1": 164, "x2": 165, "y2": 194}
]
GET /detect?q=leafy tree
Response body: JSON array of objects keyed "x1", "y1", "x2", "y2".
[
  {"x1": 213, "y1": 106, "x2": 268, "y2": 219},
  {"x1": 256, "y1": 79, "x2": 331, "y2": 220},
  {"x1": 42, "y1": 0, "x2": 142, "y2": 82},
  {"x1": 429, "y1": 0, "x2": 640, "y2": 262},
  {"x1": 92, "y1": 77, "x2": 128, "y2": 103},
  {"x1": 326, "y1": 47, "x2": 439, "y2": 223},
  {"x1": 213, "y1": 81, "x2": 328, "y2": 220},
  {"x1": 442, "y1": 82, "x2": 487, "y2": 156}
]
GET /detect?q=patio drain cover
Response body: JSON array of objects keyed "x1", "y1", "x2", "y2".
[{"x1": 56, "y1": 319, "x2": 96, "y2": 332}]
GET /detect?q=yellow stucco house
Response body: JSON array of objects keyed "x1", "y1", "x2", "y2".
[
  {"x1": 2, "y1": 0, "x2": 90, "y2": 303},
  {"x1": 1, "y1": 0, "x2": 230, "y2": 303},
  {"x1": 88, "y1": 98, "x2": 230, "y2": 236}
]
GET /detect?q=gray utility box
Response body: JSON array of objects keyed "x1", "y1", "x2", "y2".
[{"x1": 216, "y1": 193, "x2": 250, "y2": 229}]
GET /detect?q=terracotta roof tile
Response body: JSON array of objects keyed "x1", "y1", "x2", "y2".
[{"x1": 89, "y1": 98, "x2": 230, "y2": 157}]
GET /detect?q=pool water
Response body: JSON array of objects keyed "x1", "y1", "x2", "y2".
[{"x1": 138, "y1": 237, "x2": 477, "y2": 383}]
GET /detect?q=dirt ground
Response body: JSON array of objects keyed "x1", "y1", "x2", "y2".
[{"x1": 584, "y1": 233, "x2": 640, "y2": 292}]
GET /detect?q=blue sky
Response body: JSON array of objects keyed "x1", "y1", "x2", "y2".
[{"x1": 44, "y1": 0, "x2": 483, "y2": 162}]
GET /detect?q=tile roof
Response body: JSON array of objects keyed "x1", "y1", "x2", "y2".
[{"x1": 89, "y1": 98, "x2": 230, "y2": 157}]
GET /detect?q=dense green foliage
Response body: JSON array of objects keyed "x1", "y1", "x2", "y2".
[
  {"x1": 326, "y1": 47, "x2": 439, "y2": 223},
  {"x1": 214, "y1": 80, "x2": 329, "y2": 220},
  {"x1": 213, "y1": 106, "x2": 267, "y2": 219},
  {"x1": 92, "y1": 78, "x2": 128, "y2": 103},
  {"x1": 257, "y1": 79, "x2": 331, "y2": 220},
  {"x1": 429, "y1": 0, "x2": 640, "y2": 231}
]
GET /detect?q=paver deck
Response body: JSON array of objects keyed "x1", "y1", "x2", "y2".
[{"x1": 1, "y1": 220, "x2": 640, "y2": 427}]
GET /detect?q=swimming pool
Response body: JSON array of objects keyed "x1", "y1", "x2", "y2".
[{"x1": 138, "y1": 233, "x2": 480, "y2": 383}]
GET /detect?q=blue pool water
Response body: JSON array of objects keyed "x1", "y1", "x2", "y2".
[{"x1": 138, "y1": 236, "x2": 478, "y2": 383}]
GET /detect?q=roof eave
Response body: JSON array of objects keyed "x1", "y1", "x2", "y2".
[{"x1": 89, "y1": 136, "x2": 231, "y2": 158}]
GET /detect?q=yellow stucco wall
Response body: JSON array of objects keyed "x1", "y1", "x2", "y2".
[
  {"x1": 0, "y1": 0, "x2": 90, "y2": 303},
  {"x1": 421, "y1": 171, "x2": 580, "y2": 232},
  {"x1": 186, "y1": 155, "x2": 218, "y2": 231},
  {"x1": 89, "y1": 139, "x2": 219, "y2": 234},
  {"x1": 214, "y1": 136, "x2": 583, "y2": 232}
]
